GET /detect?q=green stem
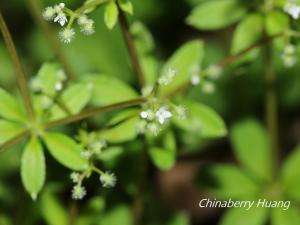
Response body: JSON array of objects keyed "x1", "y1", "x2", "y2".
[
  {"x1": 0, "y1": 12, "x2": 35, "y2": 120},
  {"x1": 163, "y1": 32, "x2": 285, "y2": 98},
  {"x1": 44, "y1": 98, "x2": 146, "y2": 129},
  {"x1": 26, "y1": 0, "x2": 75, "y2": 80},
  {"x1": 118, "y1": 8, "x2": 145, "y2": 89},
  {"x1": 76, "y1": 0, "x2": 108, "y2": 14},
  {"x1": 264, "y1": 41, "x2": 279, "y2": 178},
  {"x1": 0, "y1": 130, "x2": 30, "y2": 153}
]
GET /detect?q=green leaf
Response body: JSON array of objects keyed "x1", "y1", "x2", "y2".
[
  {"x1": 265, "y1": 11, "x2": 289, "y2": 48},
  {"x1": 21, "y1": 137, "x2": 45, "y2": 200},
  {"x1": 281, "y1": 145, "x2": 300, "y2": 201},
  {"x1": 186, "y1": 0, "x2": 247, "y2": 30},
  {"x1": 98, "y1": 110, "x2": 140, "y2": 143},
  {"x1": 104, "y1": 1, "x2": 119, "y2": 30},
  {"x1": 84, "y1": 74, "x2": 138, "y2": 106},
  {"x1": 0, "y1": 120, "x2": 25, "y2": 145},
  {"x1": 200, "y1": 165, "x2": 259, "y2": 199},
  {"x1": 149, "y1": 131, "x2": 176, "y2": 170},
  {"x1": 0, "y1": 88, "x2": 26, "y2": 122},
  {"x1": 100, "y1": 205, "x2": 133, "y2": 225},
  {"x1": 159, "y1": 40, "x2": 204, "y2": 96},
  {"x1": 230, "y1": 119, "x2": 272, "y2": 182},
  {"x1": 220, "y1": 207, "x2": 268, "y2": 225},
  {"x1": 118, "y1": 0, "x2": 133, "y2": 15},
  {"x1": 174, "y1": 101, "x2": 227, "y2": 138},
  {"x1": 231, "y1": 13, "x2": 264, "y2": 55},
  {"x1": 43, "y1": 132, "x2": 88, "y2": 171},
  {"x1": 49, "y1": 82, "x2": 92, "y2": 120},
  {"x1": 167, "y1": 213, "x2": 190, "y2": 225},
  {"x1": 271, "y1": 207, "x2": 300, "y2": 225},
  {"x1": 37, "y1": 63, "x2": 61, "y2": 96},
  {"x1": 41, "y1": 189, "x2": 68, "y2": 225}
]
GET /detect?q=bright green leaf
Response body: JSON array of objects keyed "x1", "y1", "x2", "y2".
[
  {"x1": 230, "y1": 119, "x2": 272, "y2": 182},
  {"x1": 167, "y1": 212, "x2": 190, "y2": 225},
  {"x1": 174, "y1": 101, "x2": 227, "y2": 138},
  {"x1": 49, "y1": 82, "x2": 92, "y2": 120},
  {"x1": 271, "y1": 207, "x2": 300, "y2": 225},
  {"x1": 118, "y1": 0, "x2": 133, "y2": 14},
  {"x1": 100, "y1": 205, "x2": 133, "y2": 225},
  {"x1": 43, "y1": 132, "x2": 88, "y2": 171},
  {"x1": 21, "y1": 137, "x2": 45, "y2": 200},
  {"x1": 36, "y1": 63, "x2": 61, "y2": 96},
  {"x1": 201, "y1": 165, "x2": 259, "y2": 199},
  {"x1": 159, "y1": 40, "x2": 204, "y2": 96},
  {"x1": 220, "y1": 207, "x2": 268, "y2": 225},
  {"x1": 265, "y1": 11, "x2": 289, "y2": 48},
  {"x1": 41, "y1": 189, "x2": 68, "y2": 225},
  {"x1": 186, "y1": 0, "x2": 247, "y2": 30},
  {"x1": 281, "y1": 145, "x2": 300, "y2": 201},
  {"x1": 149, "y1": 131, "x2": 176, "y2": 170},
  {"x1": 0, "y1": 88, "x2": 26, "y2": 122},
  {"x1": 231, "y1": 13, "x2": 264, "y2": 55},
  {"x1": 84, "y1": 74, "x2": 138, "y2": 106},
  {"x1": 0, "y1": 120, "x2": 25, "y2": 145},
  {"x1": 104, "y1": 1, "x2": 119, "y2": 30}
]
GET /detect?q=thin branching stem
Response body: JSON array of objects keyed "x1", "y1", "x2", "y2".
[
  {"x1": 118, "y1": 8, "x2": 145, "y2": 89},
  {"x1": 26, "y1": 0, "x2": 75, "y2": 80},
  {"x1": 163, "y1": 32, "x2": 285, "y2": 98},
  {"x1": 0, "y1": 12, "x2": 35, "y2": 120},
  {"x1": 44, "y1": 98, "x2": 146, "y2": 129}
]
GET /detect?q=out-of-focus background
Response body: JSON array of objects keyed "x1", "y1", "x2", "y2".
[{"x1": 1, "y1": 0, "x2": 300, "y2": 224}]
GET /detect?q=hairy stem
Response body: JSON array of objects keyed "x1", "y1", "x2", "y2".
[
  {"x1": 118, "y1": 9, "x2": 145, "y2": 89},
  {"x1": 26, "y1": 0, "x2": 75, "y2": 80},
  {"x1": 0, "y1": 130, "x2": 30, "y2": 153},
  {"x1": 0, "y1": 12, "x2": 35, "y2": 120},
  {"x1": 44, "y1": 98, "x2": 146, "y2": 129},
  {"x1": 264, "y1": 41, "x2": 279, "y2": 178}
]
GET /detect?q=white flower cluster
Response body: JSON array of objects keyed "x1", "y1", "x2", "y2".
[
  {"x1": 137, "y1": 100, "x2": 187, "y2": 136},
  {"x1": 284, "y1": 0, "x2": 300, "y2": 19},
  {"x1": 43, "y1": 3, "x2": 95, "y2": 44},
  {"x1": 30, "y1": 69, "x2": 67, "y2": 109},
  {"x1": 281, "y1": 44, "x2": 298, "y2": 67},
  {"x1": 189, "y1": 64, "x2": 222, "y2": 94},
  {"x1": 158, "y1": 67, "x2": 177, "y2": 86},
  {"x1": 99, "y1": 171, "x2": 117, "y2": 188},
  {"x1": 80, "y1": 139, "x2": 107, "y2": 159}
]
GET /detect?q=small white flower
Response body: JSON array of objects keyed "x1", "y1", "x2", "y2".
[
  {"x1": 59, "y1": 3, "x2": 65, "y2": 8},
  {"x1": 57, "y1": 70, "x2": 67, "y2": 82},
  {"x1": 72, "y1": 185, "x2": 86, "y2": 200},
  {"x1": 140, "y1": 109, "x2": 155, "y2": 120},
  {"x1": 155, "y1": 106, "x2": 172, "y2": 124},
  {"x1": 59, "y1": 28, "x2": 75, "y2": 44},
  {"x1": 202, "y1": 82, "x2": 215, "y2": 94},
  {"x1": 80, "y1": 19, "x2": 95, "y2": 35},
  {"x1": 40, "y1": 95, "x2": 53, "y2": 109},
  {"x1": 175, "y1": 105, "x2": 187, "y2": 120},
  {"x1": 89, "y1": 140, "x2": 106, "y2": 154},
  {"x1": 136, "y1": 120, "x2": 147, "y2": 134},
  {"x1": 55, "y1": 82, "x2": 63, "y2": 91},
  {"x1": 54, "y1": 12, "x2": 68, "y2": 26},
  {"x1": 190, "y1": 74, "x2": 201, "y2": 85},
  {"x1": 147, "y1": 122, "x2": 160, "y2": 136},
  {"x1": 81, "y1": 150, "x2": 93, "y2": 159},
  {"x1": 42, "y1": 7, "x2": 56, "y2": 21},
  {"x1": 30, "y1": 78, "x2": 42, "y2": 92},
  {"x1": 77, "y1": 15, "x2": 89, "y2": 26},
  {"x1": 206, "y1": 65, "x2": 222, "y2": 80},
  {"x1": 284, "y1": 2, "x2": 300, "y2": 19},
  {"x1": 283, "y1": 44, "x2": 296, "y2": 55},
  {"x1": 282, "y1": 55, "x2": 297, "y2": 67},
  {"x1": 100, "y1": 172, "x2": 117, "y2": 188},
  {"x1": 70, "y1": 172, "x2": 81, "y2": 183},
  {"x1": 158, "y1": 67, "x2": 177, "y2": 86}
]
